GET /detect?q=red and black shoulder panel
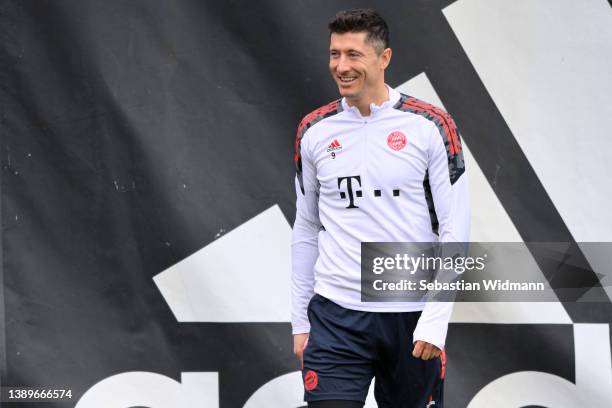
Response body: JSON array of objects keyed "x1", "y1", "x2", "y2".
[
  {"x1": 294, "y1": 99, "x2": 342, "y2": 193},
  {"x1": 393, "y1": 94, "x2": 465, "y2": 185}
]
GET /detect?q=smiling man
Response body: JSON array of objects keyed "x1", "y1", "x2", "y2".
[{"x1": 292, "y1": 9, "x2": 470, "y2": 408}]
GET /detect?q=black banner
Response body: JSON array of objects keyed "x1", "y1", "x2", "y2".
[{"x1": 2, "y1": 1, "x2": 611, "y2": 407}]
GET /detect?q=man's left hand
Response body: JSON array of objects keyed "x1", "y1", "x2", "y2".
[{"x1": 412, "y1": 340, "x2": 441, "y2": 360}]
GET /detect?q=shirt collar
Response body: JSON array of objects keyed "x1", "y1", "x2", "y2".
[{"x1": 341, "y1": 84, "x2": 401, "y2": 117}]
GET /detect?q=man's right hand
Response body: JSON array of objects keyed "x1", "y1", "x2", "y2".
[{"x1": 293, "y1": 333, "x2": 310, "y2": 369}]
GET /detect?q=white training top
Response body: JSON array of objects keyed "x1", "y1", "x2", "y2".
[{"x1": 291, "y1": 85, "x2": 470, "y2": 349}]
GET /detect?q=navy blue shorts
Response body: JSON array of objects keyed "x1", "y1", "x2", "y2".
[{"x1": 302, "y1": 294, "x2": 445, "y2": 407}]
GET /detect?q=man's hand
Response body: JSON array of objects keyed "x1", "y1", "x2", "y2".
[
  {"x1": 412, "y1": 340, "x2": 441, "y2": 360},
  {"x1": 293, "y1": 333, "x2": 309, "y2": 368}
]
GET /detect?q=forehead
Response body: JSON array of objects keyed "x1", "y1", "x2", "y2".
[{"x1": 329, "y1": 31, "x2": 373, "y2": 51}]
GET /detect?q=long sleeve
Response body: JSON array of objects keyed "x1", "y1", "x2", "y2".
[
  {"x1": 413, "y1": 121, "x2": 471, "y2": 350},
  {"x1": 291, "y1": 131, "x2": 321, "y2": 335}
]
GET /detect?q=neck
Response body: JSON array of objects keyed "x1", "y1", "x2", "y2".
[{"x1": 346, "y1": 83, "x2": 389, "y2": 116}]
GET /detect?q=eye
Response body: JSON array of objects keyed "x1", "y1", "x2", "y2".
[
  {"x1": 349, "y1": 51, "x2": 361, "y2": 58},
  {"x1": 330, "y1": 51, "x2": 339, "y2": 58}
]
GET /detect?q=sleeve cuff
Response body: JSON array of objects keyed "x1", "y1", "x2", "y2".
[
  {"x1": 292, "y1": 325, "x2": 311, "y2": 335},
  {"x1": 412, "y1": 320, "x2": 448, "y2": 351}
]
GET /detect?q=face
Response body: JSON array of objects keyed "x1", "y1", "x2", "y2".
[{"x1": 329, "y1": 31, "x2": 391, "y2": 102}]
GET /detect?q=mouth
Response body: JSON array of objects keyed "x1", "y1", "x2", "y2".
[{"x1": 337, "y1": 75, "x2": 358, "y2": 85}]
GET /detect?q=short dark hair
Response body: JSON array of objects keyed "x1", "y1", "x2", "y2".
[{"x1": 328, "y1": 9, "x2": 390, "y2": 54}]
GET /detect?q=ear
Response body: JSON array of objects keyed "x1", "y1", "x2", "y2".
[{"x1": 381, "y1": 48, "x2": 392, "y2": 70}]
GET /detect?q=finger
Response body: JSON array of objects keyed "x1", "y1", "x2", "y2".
[
  {"x1": 425, "y1": 343, "x2": 438, "y2": 360},
  {"x1": 422, "y1": 344, "x2": 432, "y2": 359},
  {"x1": 412, "y1": 341, "x2": 424, "y2": 358},
  {"x1": 426, "y1": 346, "x2": 441, "y2": 360}
]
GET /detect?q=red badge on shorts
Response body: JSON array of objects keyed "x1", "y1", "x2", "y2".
[
  {"x1": 304, "y1": 370, "x2": 318, "y2": 391},
  {"x1": 387, "y1": 131, "x2": 407, "y2": 151}
]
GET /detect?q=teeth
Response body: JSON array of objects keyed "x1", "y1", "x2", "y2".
[{"x1": 340, "y1": 76, "x2": 356, "y2": 82}]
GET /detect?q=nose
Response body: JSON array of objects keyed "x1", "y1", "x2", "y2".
[{"x1": 336, "y1": 55, "x2": 351, "y2": 73}]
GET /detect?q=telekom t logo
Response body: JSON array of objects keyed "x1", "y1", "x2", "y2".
[
  {"x1": 337, "y1": 176, "x2": 362, "y2": 208},
  {"x1": 337, "y1": 175, "x2": 401, "y2": 209}
]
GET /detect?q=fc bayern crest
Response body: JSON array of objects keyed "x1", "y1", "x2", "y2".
[
  {"x1": 387, "y1": 131, "x2": 407, "y2": 151},
  {"x1": 304, "y1": 370, "x2": 318, "y2": 391}
]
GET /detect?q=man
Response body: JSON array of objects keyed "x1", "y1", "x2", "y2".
[{"x1": 292, "y1": 8, "x2": 469, "y2": 408}]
